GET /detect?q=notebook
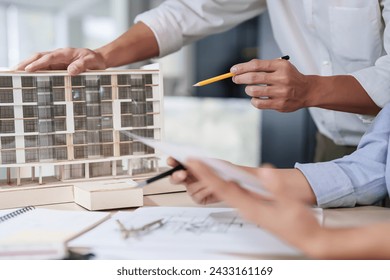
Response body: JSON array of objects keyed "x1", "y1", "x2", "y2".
[{"x1": 0, "y1": 206, "x2": 110, "y2": 259}]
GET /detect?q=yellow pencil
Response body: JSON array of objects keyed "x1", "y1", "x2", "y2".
[
  {"x1": 193, "y1": 72, "x2": 235, "y2": 87},
  {"x1": 193, "y1": 55, "x2": 290, "y2": 87}
]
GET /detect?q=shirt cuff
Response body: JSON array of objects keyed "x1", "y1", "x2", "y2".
[
  {"x1": 295, "y1": 162, "x2": 357, "y2": 208},
  {"x1": 351, "y1": 68, "x2": 390, "y2": 108},
  {"x1": 357, "y1": 114, "x2": 375, "y2": 124},
  {"x1": 135, "y1": 9, "x2": 183, "y2": 57}
]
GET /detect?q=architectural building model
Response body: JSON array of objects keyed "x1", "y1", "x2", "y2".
[{"x1": 0, "y1": 65, "x2": 165, "y2": 209}]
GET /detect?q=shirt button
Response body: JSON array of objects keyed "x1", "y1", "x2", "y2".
[{"x1": 322, "y1": 60, "x2": 330, "y2": 66}]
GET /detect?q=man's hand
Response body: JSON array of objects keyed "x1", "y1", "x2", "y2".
[
  {"x1": 230, "y1": 58, "x2": 380, "y2": 115},
  {"x1": 231, "y1": 58, "x2": 312, "y2": 112},
  {"x1": 15, "y1": 48, "x2": 107, "y2": 76}
]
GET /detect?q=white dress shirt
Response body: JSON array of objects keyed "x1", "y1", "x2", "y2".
[
  {"x1": 296, "y1": 103, "x2": 390, "y2": 208},
  {"x1": 135, "y1": 0, "x2": 390, "y2": 146}
]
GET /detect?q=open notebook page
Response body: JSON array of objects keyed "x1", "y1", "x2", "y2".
[{"x1": 0, "y1": 207, "x2": 110, "y2": 259}]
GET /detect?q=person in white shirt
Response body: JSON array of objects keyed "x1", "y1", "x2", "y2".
[{"x1": 16, "y1": 0, "x2": 388, "y2": 160}]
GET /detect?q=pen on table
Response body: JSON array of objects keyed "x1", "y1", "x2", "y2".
[
  {"x1": 193, "y1": 55, "x2": 290, "y2": 87},
  {"x1": 136, "y1": 163, "x2": 186, "y2": 188}
]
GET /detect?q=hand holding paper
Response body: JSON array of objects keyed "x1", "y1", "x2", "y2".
[{"x1": 120, "y1": 131, "x2": 270, "y2": 197}]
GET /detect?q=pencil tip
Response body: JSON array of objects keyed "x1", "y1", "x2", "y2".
[{"x1": 193, "y1": 83, "x2": 200, "y2": 87}]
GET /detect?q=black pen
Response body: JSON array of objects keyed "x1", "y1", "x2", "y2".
[{"x1": 136, "y1": 164, "x2": 186, "y2": 188}]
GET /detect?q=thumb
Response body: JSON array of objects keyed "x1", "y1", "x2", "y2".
[{"x1": 67, "y1": 61, "x2": 85, "y2": 76}]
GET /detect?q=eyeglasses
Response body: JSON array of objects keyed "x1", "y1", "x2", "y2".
[{"x1": 116, "y1": 218, "x2": 165, "y2": 239}]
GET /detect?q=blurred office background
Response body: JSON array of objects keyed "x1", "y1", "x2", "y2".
[{"x1": 0, "y1": 0, "x2": 316, "y2": 168}]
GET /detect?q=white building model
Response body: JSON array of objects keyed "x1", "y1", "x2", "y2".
[{"x1": 0, "y1": 66, "x2": 164, "y2": 209}]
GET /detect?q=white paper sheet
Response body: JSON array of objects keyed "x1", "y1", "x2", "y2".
[
  {"x1": 69, "y1": 206, "x2": 323, "y2": 259},
  {"x1": 121, "y1": 131, "x2": 270, "y2": 197}
]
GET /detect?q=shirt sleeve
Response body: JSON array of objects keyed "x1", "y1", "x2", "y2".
[
  {"x1": 295, "y1": 104, "x2": 390, "y2": 208},
  {"x1": 351, "y1": 1, "x2": 390, "y2": 109},
  {"x1": 134, "y1": 0, "x2": 266, "y2": 57}
]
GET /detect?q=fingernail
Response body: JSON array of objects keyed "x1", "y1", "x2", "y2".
[{"x1": 230, "y1": 66, "x2": 238, "y2": 73}]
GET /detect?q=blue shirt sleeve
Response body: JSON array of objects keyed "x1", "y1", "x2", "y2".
[{"x1": 295, "y1": 104, "x2": 390, "y2": 208}]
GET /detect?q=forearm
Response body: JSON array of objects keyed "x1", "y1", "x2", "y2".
[
  {"x1": 95, "y1": 22, "x2": 159, "y2": 68},
  {"x1": 270, "y1": 169, "x2": 316, "y2": 204},
  {"x1": 236, "y1": 165, "x2": 317, "y2": 205},
  {"x1": 307, "y1": 75, "x2": 380, "y2": 115},
  {"x1": 303, "y1": 223, "x2": 390, "y2": 259}
]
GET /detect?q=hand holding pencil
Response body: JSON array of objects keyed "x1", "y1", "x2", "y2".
[
  {"x1": 194, "y1": 55, "x2": 316, "y2": 113},
  {"x1": 193, "y1": 55, "x2": 289, "y2": 87}
]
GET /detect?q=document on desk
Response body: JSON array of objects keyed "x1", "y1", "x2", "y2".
[
  {"x1": 121, "y1": 131, "x2": 269, "y2": 197},
  {"x1": 69, "y1": 206, "x2": 323, "y2": 259}
]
